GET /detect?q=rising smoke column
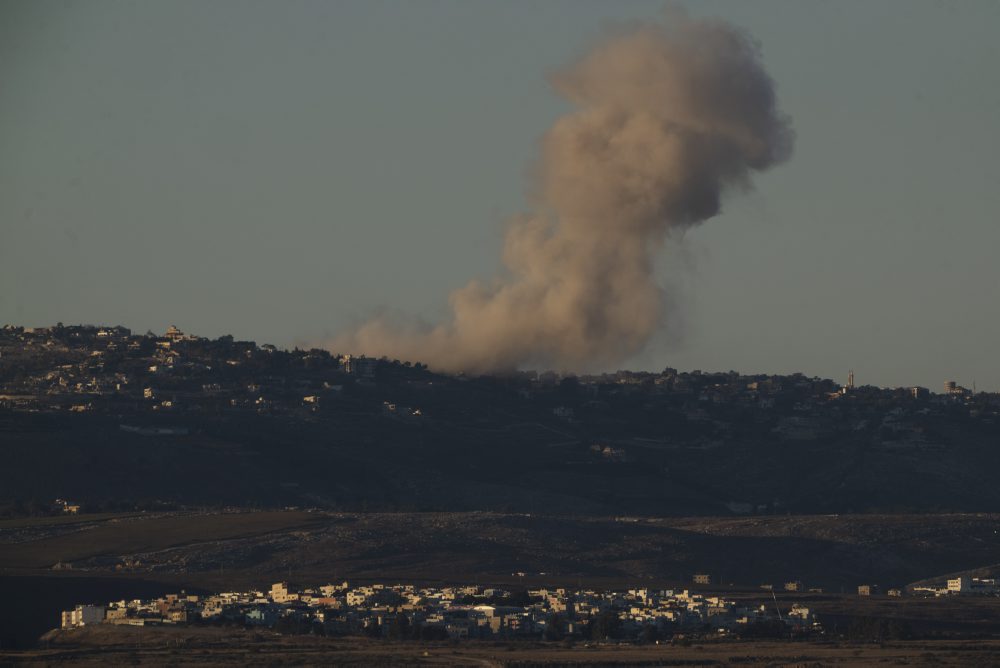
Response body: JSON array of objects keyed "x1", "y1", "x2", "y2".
[{"x1": 334, "y1": 12, "x2": 793, "y2": 374}]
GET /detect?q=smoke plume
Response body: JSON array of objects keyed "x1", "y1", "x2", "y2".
[{"x1": 333, "y1": 12, "x2": 793, "y2": 374}]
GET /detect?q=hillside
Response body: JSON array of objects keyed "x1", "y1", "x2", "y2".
[
  {"x1": 5, "y1": 325, "x2": 1000, "y2": 516},
  {"x1": 5, "y1": 511, "x2": 1000, "y2": 591}
]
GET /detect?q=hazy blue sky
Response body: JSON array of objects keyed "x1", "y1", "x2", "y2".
[{"x1": 2, "y1": 1, "x2": 999, "y2": 389}]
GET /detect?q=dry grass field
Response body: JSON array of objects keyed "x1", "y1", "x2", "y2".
[
  {"x1": 5, "y1": 626, "x2": 1000, "y2": 666},
  {"x1": 5, "y1": 510, "x2": 1000, "y2": 589},
  {"x1": 0, "y1": 511, "x2": 324, "y2": 570}
]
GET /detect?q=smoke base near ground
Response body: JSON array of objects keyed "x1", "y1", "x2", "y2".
[{"x1": 330, "y1": 11, "x2": 793, "y2": 374}]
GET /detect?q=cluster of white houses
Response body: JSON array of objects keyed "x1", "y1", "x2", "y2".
[
  {"x1": 912, "y1": 577, "x2": 1000, "y2": 597},
  {"x1": 61, "y1": 581, "x2": 818, "y2": 639}
]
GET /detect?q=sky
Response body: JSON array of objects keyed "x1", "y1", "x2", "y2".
[{"x1": 2, "y1": 0, "x2": 999, "y2": 389}]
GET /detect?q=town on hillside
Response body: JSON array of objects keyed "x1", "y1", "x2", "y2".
[
  {"x1": 0, "y1": 324, "x2": 983, "y2": 419},
  {"x1": 3, "y1": 322, "x2": 1000, "y2": 516},
  {"x1": 59, "y1": 580, "x2": 820, "y2": 642}
]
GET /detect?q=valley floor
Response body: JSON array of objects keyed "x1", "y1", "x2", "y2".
[{"x1": 7, "y1": 627, "x2": 1000, "y2": 667}]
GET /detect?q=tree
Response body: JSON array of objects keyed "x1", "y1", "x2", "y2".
[
  {"x1": 544, "y1": 614, "x2": 566, "y2": 641},
  {"x1": 506, "y1": 589, "x2": 538, "y2": 607},
  {"x1": 847, "y1": 617, "x2": 913, "y2": 642},
  {"x1": 590, "y1": 611, "x2": 621, "y2": 640},
  {"x1": 740, "y1": 619, "x2": 788, "y2": 639},
  {"x1": 418, "y1": 625, "x2": 448, "y2": 641},
  {"x1": 639, "y1": 624, "x2": 659, "y2": 644},
  {"x1": 387, "y1": 613, "x2": 410, "y2": 641}
]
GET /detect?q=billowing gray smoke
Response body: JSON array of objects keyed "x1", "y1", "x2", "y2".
[{"x1": 333, "y1": 12, "x2": 793, "y2": 373}]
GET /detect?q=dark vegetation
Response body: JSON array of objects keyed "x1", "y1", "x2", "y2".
[
  {"x1": 5, "y1": 325, "x2": 1000, "y2": 654},
  {"x1": 3, "y1": 323, "x2": 1000, "y2": 516},
  {"x1": 6, "y1": 511, "x2": 1000, "y2": 591},
  {"x1": 0, "y1": 575, "x2": 191, "y2": 649}
]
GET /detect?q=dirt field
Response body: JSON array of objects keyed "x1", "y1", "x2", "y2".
[{"x1": 5, "y1": 626, "x2": 1000, "y2": 666}]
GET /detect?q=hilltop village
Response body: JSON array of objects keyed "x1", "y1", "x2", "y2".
[
  {"x1": 60, "y1": 580, "x2": 817, "y2": 641},
  {"x1": 0, "y1": 323, "x2": 988, "y2": 426},
  {"x1": 2, "y1": 323, "x2": 1000, "y2": 516}
]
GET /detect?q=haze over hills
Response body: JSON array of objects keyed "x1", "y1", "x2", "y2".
[{"x1": 2, "y1": 323, "x2": 997, "y2": 516}]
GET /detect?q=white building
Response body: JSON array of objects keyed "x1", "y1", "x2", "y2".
[
  {"x1": 270, "y1": 582, "x2": 294, "y2": 603},
  {"x1": 61, "y1": 604, "x2": 105, "y2": 629},
  {"x1": 947, "y1": 577, "x2": 972, "y2": 594}
]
